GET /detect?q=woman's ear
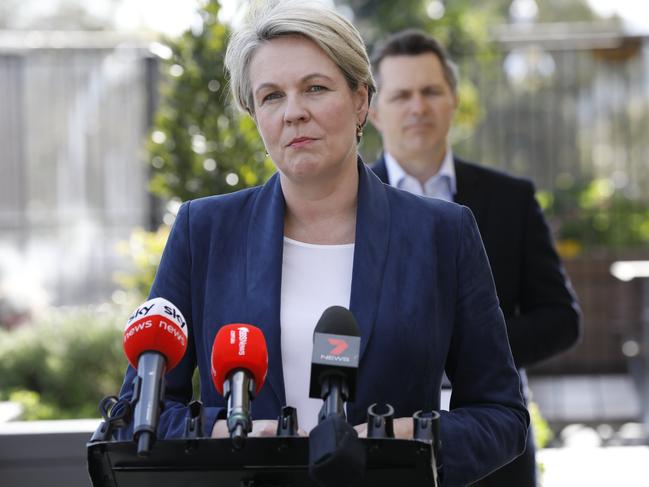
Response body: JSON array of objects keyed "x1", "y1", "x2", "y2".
[{"x1": 354, "y1": 84, "x2": 369, "y2": 125}]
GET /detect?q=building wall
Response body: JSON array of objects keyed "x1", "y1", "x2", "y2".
[{"x1": 0, "y1": 39, "x2": 155, "y2": 307}]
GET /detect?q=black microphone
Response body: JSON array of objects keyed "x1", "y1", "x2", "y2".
[
  {"x1": 309, "y1": 305, "x2": 361, "y2": 421},
  {"x1": 308, "y1": 306, "x2": 365, "y2": 487},
  {"x1": 123, "y1": 298, "x2": 188, "y2": 456}
]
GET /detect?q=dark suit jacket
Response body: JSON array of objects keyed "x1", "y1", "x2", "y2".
[
  {"x1": 371, "y1": 154, "x2": 580, "y2": 486},
  {"x1": 118, "y1": 161, "x2": 529, "y2": 486},
  {"x1": 371, "y1": 155, "x2": 581, "y2": 369}
]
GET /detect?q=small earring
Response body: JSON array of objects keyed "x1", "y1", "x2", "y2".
[{"x1": 356, "y1": 124, "x2": 364, "y2": 138}]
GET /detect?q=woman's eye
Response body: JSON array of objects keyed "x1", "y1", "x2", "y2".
[
  {"x1": 308, "y1": 85, "x2": 327, "y2": 93},
  {"x1": 262, "y1": 92, "x2": 282, "y2": 103}
]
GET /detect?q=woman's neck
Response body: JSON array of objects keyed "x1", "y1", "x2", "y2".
[{"x1": 281, "y1": 159, "x2": 358, "y2": 245}]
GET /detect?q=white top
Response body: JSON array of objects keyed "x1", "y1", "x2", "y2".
[
  {"x1": 280, "y1": 236, "x2": 355, "y2": 432},
  {"x1": 384, "y1": 148, "x2": 457, "y2": 201}
]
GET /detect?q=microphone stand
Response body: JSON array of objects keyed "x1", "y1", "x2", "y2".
[
  {"x1": 224, "y1": 369, "x2": 256, "y2": 448},
  {"x1": 132, "y1": 353, "x2": 166, "y2": 456},
  {"x1": 318, "y1": 374, "x2": 349, "y2": 422}
]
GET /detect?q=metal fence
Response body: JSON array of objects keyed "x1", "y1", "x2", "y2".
[
  {"x1": 0, "y1": 32, "x2": 155, "y2": 306},
  {"x1": 457, "y1": 26, "x2": 649, "y2": 198},
  {"x1": 456, "y1": 28, "x2": 649, "y2": 375}
]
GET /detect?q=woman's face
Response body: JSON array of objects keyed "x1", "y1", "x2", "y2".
[{"x1": 248, "y1": 35, "x2": 368, "y2": 185}]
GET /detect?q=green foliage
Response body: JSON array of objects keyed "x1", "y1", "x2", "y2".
[
  {"x1": 538, "y1": 178, "x2": 649, "y2": 256},
  {"x1": 424, "y1": 2, "x2": 497, "y2": 58},
  {"x1": 0, "y1": 305, "x2": 127, "y2": 419},
  {"x1": 529, "y1": 401, "x2": 553, "y2": 449},
  {"x1": 118, "y1": 0, "x2": 282, "y2": 312},
  {"x1": 7, "y1": 390, "x2": 58, "y2": 421},
  {"x1": 148, "y1": 0, "x2": 275, "y2": 202},
  {"x1": 349, "y1": 0, "x2": 501, "y2": 56},
  {"x1": 114, "y1": 225, "x2": 170, "y2": 303},
  {"x1": 532, "y1": 0, "x2": 603, "y2": 23}
]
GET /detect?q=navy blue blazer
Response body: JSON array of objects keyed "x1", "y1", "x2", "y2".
[
  {"x1": 371, "y1": 155, "x2": 580, "y2": 486},
  {"x1": 371, "y1": 155, "x2": 581, "y2": 369},
  {"x1": 118, "y1": 162, "x2": 528, "y2": 486}
]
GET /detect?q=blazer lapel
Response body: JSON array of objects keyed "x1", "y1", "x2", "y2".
[
  {"x1": 350, "y1": 162, "x2": 391, "y2": 361},
  {"x1": 245, "y1": 173, "x2": 286, "y2": 407}
]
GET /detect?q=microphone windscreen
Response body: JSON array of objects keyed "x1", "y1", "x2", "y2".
[
  {"x1": 309, "y1": 306, "x2": 361, "y2": 400},
  {"x1": 314, "y1": 306, "x2": 360, "y2": 337},
  {"x1": 211, "y1": 324, "x2": 268, "y2": 396},
  {"x1": 123, "y1": 297, "x2": 188, "y2": 371}
]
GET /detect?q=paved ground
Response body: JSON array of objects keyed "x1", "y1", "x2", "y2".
[
  {"x1": 531, "y1": 374, "x2": 649, "y2": 486},
  {"x1": 539, "y1": 446, "x2": 649, "y2": 486}
]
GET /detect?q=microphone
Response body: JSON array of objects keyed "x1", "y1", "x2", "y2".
[
  {"x1": 123, "y1": 297, "x2": 188, "y2": 456},
  {"x1": 308, "y1": 306, "x2": 361, "y2": 421},
  {"x1": 211, "y1": 324, "x2": 268, "y2": 448},
  {"x1": 308, "y1": 307, "x2": 365, "y2": 487}
]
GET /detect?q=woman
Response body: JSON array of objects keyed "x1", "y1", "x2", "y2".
[{"x1": 118, "y1": 1, "x2": 528, "y2": 485}]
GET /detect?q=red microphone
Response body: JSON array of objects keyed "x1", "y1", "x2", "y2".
[
  {"x1": 123, "y1": 297, "x2": 188, "y2": 455},
  {"x1": 211, "y1": 324, "x2": 268, "y2": 447}
]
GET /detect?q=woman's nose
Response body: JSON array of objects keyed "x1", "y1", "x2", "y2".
[{"x1": 283, "y1": 94, "x2": 310, "y2": 124}]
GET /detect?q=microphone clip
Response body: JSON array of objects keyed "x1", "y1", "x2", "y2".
[
  {"x1": 184, "y1": 400, "x2": 204, "y2": 439},
  {"x1": 89, "y1": 395, "x2": 132, "y2": 443},
  {"x1": 413, "y1": 410, "x2": 442, "y2": 485},
  {"x1": 276, "y1": 406, "x2": 299, "y2": 437},
  {"x1": 366, "y1": 403, "x2": 395, "y2": 439}
]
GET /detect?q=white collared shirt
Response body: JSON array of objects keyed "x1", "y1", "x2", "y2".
[{"x1": 384, "y1": 149, "x2": 457, "y2": 202}]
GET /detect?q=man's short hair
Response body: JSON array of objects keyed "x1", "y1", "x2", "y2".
[{"x1": 371, "y1": 29, "x2": 459, "y2": 95}]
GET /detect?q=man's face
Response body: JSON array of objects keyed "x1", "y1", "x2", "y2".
[{"x1": 370, "y1": 53, "x2": 457, "y2": 171}]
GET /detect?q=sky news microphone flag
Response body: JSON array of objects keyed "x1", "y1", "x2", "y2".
[{"x1": 123, "y1": 297, "x2": 188, "y2": 455}]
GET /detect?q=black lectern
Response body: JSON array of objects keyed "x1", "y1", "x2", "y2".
[{"x1": 87, "y1": 436, "x2": 437, "y2": 487}]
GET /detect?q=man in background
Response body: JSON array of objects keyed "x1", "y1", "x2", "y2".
[{"x1": 368, "y1": 29, "x2": 581, "y2": 486}]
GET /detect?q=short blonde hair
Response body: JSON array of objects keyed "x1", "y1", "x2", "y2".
[{"x1": 225, "y1": 0, "x2": 375, "y2": 116}]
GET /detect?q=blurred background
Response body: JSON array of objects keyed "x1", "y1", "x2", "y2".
[{"x1": 1, "y1": 0, "x2": 649, "y2": 485}]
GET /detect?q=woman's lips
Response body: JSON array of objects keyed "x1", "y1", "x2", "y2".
[{"x1": 287, "y1": 137, "x2": 317, "y2": 148}]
